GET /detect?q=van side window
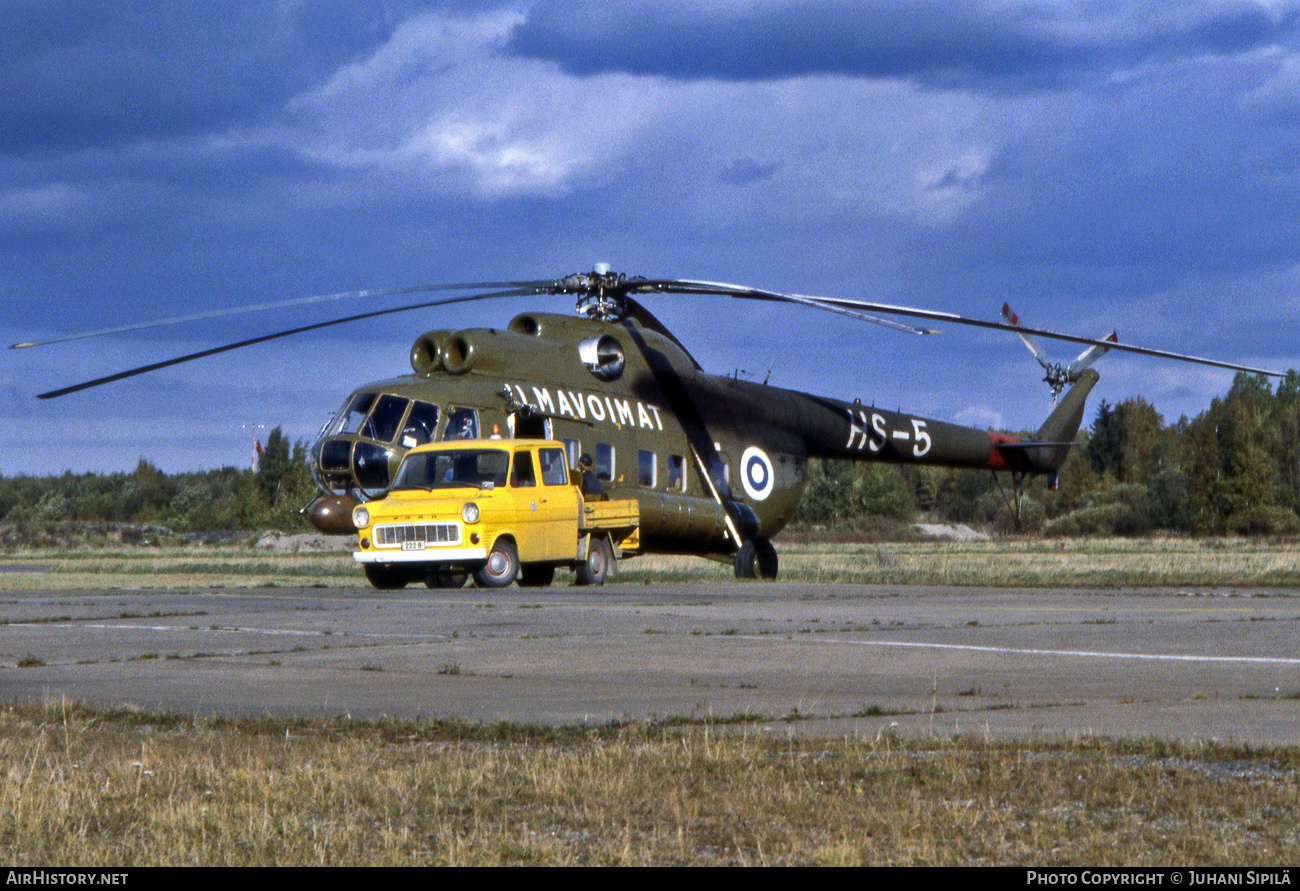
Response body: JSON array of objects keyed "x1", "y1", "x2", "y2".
[
  {"x1": 538, "y1": 448, "x2": 568, "y2": 486},
  {"x1": 510, "y1": 452, "x2": 536, "y2": 487}
]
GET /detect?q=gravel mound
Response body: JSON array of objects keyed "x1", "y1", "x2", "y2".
[
  {"x1": 253, "y1": 531, "x2": 353, "y2": 551},
  {"x1": 911, "y1": 523, "x2": 990, "y2": 542}
]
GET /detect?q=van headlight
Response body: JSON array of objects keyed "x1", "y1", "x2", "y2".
[
  {"x1": 461, "y1": 503, "x2": 479, "y2": 524},
  {"x1": 352, "y1": 506, "x2": 370, "y2": 528}
]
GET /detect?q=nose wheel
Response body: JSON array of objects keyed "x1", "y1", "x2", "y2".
[{"x1": 734, "y1": 537, "x2": 778, "y2": 580}]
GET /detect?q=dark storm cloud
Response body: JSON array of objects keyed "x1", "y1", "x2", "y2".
[
  {"x1": 510, "y1": 1, "x2": 1300, "y2": 91},
  {"x1": 0, "y1": 0, "x2": 403, "y2": 154}
]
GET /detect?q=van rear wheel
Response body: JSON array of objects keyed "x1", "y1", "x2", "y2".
[{"x1": 575, "y1": 536, "x2": 613, "y2": 586}]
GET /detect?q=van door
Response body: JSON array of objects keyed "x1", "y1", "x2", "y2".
[{"x1": 536, "y1": 446, "x2": 580, "y2": 559}]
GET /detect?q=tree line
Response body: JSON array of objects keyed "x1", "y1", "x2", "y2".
[
  {"x1": 4, "y1": 372, "x2": 1300, "y2": 538},
  {"x1": 0, "y1": 427, "x2": 316, "y2": 536}
]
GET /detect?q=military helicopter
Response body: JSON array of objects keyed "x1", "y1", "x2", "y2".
[{"x1": 17, "y1": 266, "x2": 1281, "y2": 581}]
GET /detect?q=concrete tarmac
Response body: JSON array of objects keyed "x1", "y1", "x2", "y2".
[{"x1": 2, "y1": 581, "x2": 1298, "y2": 745}]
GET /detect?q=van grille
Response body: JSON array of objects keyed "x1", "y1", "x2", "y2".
[{"x1": 374, "y1": 522, "x2": 461, "y2": 548}]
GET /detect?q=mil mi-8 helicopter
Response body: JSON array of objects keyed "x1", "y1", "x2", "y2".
[{"x1": 18, "y1": 266, "x2": 1281, "y2": 581}]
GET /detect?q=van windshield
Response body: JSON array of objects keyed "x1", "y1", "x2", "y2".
[{"x1": 392, "y1": 449, "x2": 510, "y2": 490}]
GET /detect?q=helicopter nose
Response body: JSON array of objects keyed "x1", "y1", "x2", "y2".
[
  {"x1": 315, "y1": 436, "x2": 400, "y2": 498},
  {"x1": 353, "y1": 441, "x2": 395, "y2": 491}
]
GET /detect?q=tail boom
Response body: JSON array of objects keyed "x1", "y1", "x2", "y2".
[{"x1": 793, "y1": 369, "x2": 1099, "y2": 476}]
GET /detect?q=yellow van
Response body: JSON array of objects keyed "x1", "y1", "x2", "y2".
[{"x1": 352, "y1": 439, "x2": 638, "y2": 589}]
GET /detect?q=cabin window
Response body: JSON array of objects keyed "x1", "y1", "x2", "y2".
[
  {"x1": 443, "y1": 407, "x2": 479, "y2": 440},
  {"x1": 595, "y1": 444, "x2": 614, "y2": 481},
  {"x1": 667, "y1": 455, "x2": 686, "y2": 492},
  {"x1": 709, "y1": 459, "x2": 730, "y2": 497},
  {"x1": 354, "y1": 441, "x2": 395, "y2": 495},
  {"x1": 538, "y1": 448, "x2": 569, "y2": 486},
  {"x1": 638, "y1": 450, "x2": 656, "y2": 487},
  {"x1": 401, "y1": 401, "x2": 438, "y2": 448},
  {"x1": 513, "y1": 412, "x2": 551, "y2": 440},
  {"x1": 510, "y1": 451, "x2": 537, "y2": 487}
]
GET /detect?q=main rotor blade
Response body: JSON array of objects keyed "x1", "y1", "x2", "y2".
[
  {"x1": 12, "y1": 280, "x2": 556, "y2": 350},
  {"x1": 37, "y1": 287, "x2": 539, "y2": 399},
  {"x1": 625, "y1": 278, "x2": 1282, "y2": 378},
  {"x1": 624, "y1": 278, "x2": 940, "y2": 336},
  {"x1": 620, "y1": 296, "x2": 704, "y2": 370}
]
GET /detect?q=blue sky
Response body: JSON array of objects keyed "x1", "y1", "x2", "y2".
[{"x1": 4, "y1": 0, "x2": 1300, "y2": 476}]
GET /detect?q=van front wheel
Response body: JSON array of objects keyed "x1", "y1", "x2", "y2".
[{"x1": 473, "y1": 540, "x2": 519, "y2": 588}]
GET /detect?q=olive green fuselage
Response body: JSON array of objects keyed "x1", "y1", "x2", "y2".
[{"x1": 310, "y1": 311, "x2": 1091, "y2": 556}]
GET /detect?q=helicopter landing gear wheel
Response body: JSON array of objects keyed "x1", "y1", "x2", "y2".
[
  {"x1": 574, "y1": 536, "x2": 614, "y2": 586},
  {"x1": 364, "y1": 563, "x2": 410, "y2": 590},
  {"x1": 425, "y1": 569, "x2": 467, "y2": 589},
  {"x1": 473, "y1": 539, "x2": 519, "y2": 588},
  {"x1": 519, "y1": 564, "x2": 556, "y2": 587},
  {"x1": 734, "y1": 537, "x2": 778, "y2": 580}
]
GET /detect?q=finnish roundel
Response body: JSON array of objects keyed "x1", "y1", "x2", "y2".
[{"x1": 740, "y1": 446, "x2": 774, "y2": 501}]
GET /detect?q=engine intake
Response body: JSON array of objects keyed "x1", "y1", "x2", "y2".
[
  {"x1": 578, "y1": 334, "x2": 625, "y2": 380},
  {"x1": 409, "y1": 329, "x2": 452, "y2": 375}
]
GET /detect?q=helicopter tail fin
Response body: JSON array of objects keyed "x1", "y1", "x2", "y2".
[
  {"x1": 1035, "y1": 368, "x2": 1098, "y2": 446},
  {"x1": 1026, "y1": 367, "x2": 1099, "y2": 475},
  {"x1": 991, "y1": 368, "x2": 1099, "y2": 481}
]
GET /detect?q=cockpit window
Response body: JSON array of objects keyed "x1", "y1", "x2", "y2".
[
  {"x1": 366, "y1": 395, "x2": 409, "y2": 443},
  {"x1": 332, "y1": 392, "x2": 375, "y2": 435},
  {"x1": 393, "y1": 449, "x2": 509, "y2": 490},
  {"x1": 401, "y1": 401, "x2": 438, "y2": 448},
  {"x1": 443, "y1": 407, "x2": 479, "y2": 440}
]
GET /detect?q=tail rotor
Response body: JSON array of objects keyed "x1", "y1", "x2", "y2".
[{"x1": 1002, "y1": 303, "x2": 1116, "y2": 401}]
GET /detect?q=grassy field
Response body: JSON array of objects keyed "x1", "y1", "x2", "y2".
[
  {"x1": 3, "y1": 533, "x2": 1300, "y2": 589},
  {"x1": 4, "y1": 533, "x2": 1299, "y2": 865},
  {"x1": 3, "y1": 700, "x2": 1298, "y2": 866}
]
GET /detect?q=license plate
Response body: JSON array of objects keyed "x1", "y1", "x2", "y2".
[{"x1": 401, "y1": 541, "x2": 426, "y2": 551}]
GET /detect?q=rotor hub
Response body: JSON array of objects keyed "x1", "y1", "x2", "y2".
[{"x1": 550, "y1": 268, "x2": 639, "y2": 321}]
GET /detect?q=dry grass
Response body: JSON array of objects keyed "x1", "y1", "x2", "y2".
[
  {"x1": 621, "y1": 536, "x2": 1300, "y2": 588},
  {"x1": 5, "y1": 541, "x2": 1300, "y2": 865},
  {"x1": 2, "y1": 701, "x2": 1298, "y2": 866},
  {"x1": 4, "y1": 536, "x2": 1300, "y2": 590},
  {"x1": 0, "y1": 548, "x2": 358, "y2": 591}
]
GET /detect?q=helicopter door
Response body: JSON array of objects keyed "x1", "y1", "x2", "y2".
[{"x1": 513, "y1": 413, "x2": 550, "y2": 440}]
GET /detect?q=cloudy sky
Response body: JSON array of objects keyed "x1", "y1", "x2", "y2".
[{"x1": 4, "y1": 0, "x2": 1300, "y2": 477}]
